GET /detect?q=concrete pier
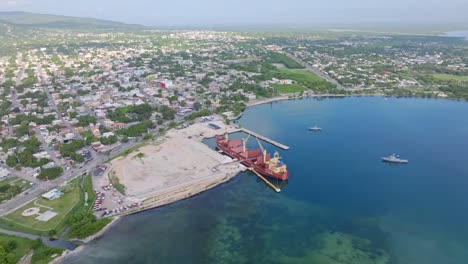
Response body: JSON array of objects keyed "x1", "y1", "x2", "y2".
[{"x1": 240, "y1": 128, "x2": 290, "y2": 150}]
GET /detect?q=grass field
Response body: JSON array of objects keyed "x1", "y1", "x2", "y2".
[
  {"x1": 433, "y1": 74, "x2": 468, "y2": 82},
  {"x1": 272, "y1": 84, "x2": 305, "y2": 93},
  {"x1": 273, "y1": 69, "x2": 336, "y2": 90},
  {"x1": 277, "y1": 69, "x2": 324, "y2": 82},
  {"x1": 2, "y1": 179, "x2": 81, "y2": 233},
  {"x1": 0, "y1": 233, "x2": 63, "y2": 264}
]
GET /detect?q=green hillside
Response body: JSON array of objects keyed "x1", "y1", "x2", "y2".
[{"x1": 0, "y1": 11, "x2": 146, "y2": 31}]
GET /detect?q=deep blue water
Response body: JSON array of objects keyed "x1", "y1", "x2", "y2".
[{"x1": 62, "y1": 97, "x2": 468, "y2": 264}]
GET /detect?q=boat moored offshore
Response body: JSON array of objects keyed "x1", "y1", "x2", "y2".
[
  {"x1": 309, "y1": 125, "x2": 322, "y2": 132},
  {"x1": 382, "y1": 154, "x2": 408, "y2": 164}
]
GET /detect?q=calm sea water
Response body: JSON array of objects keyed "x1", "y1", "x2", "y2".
[{"x1": 62, "y1": 97, "x2": 468, "y2": 264}]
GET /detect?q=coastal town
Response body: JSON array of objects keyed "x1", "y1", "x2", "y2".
[{"x1": 0, "y1": 10, "x2": 467, "y2": 264}]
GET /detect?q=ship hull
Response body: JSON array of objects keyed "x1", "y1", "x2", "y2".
[{"x1": 216, "y1": 138, "x2": 289, "y2": 181}]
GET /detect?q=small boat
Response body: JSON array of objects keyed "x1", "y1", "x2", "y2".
[
  {"x1": 382, "y1": 154, "x2": 408, "y2": 164},
  {"x1": 309, "y1": 125, "x2": 322, "y2": 132}
]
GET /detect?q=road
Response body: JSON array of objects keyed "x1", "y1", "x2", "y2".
[
  {"x1": 0, "y1": 135, "x2": 142, "y2": 216},
  {"x1": 282, "y1": 52, "x2": 347, "y2": 90}
]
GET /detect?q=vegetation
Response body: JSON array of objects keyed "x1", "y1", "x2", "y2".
[
  {"x1": 100, "y1": 135, "x2": 118, "y2": 145},
  {"x1": 107, "y1": 104, "x2": 153, "y2": 123},
  {"x1": 0, "y1": 234, "x2": 62, "y2": 264},
  {"x1": 67, "y1": 212, "x2": 112, "y2": 239},
  {"x1": 0, "y1": 178, "x2": 30, "y2": 203},
  {"x1": 5, "y1": 136, "x2": 49, "y2": 168},
  {"x1": 1, "y1": 179, "x2": 81, "y2": 235},
  {"x1": 37, "y1": 167, "x2": 63, "y2": 180},
  {"x1": 109, "y1": 171, "x2": 126, "y2": 195},
  {"x1": 184, "y1": 109, "x2": 212, "y2": 121},
  {"x1": 158, "y1": 105, "x2": 175, "y2": 120},
  {"x1": 432, "y1": 74, "x2": 468, "y2": 82},
  {"x1": 59, "y1": 139, "x2": 85, "y2": 161},
  {"x1": 266, "y1": 52, "x2": 305, "y2": 69},
  {"x1": 115, "y1": 120, "x2": 155, "y2": 137},
  {"x1": 273, "y1": 84, "x2": 305, "y2": 93},
  {"x1": 77, "y1": 115, "x2": 97, "y2": 127},
  {"x1": 9, "y1": 113, "x2": 56, "y2": 126}
]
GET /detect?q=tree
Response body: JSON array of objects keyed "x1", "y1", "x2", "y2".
[
  {"x1": 121, "y1": 136, "x2": 129, "y2": 143},
  {"x1": 5, "y1": 155, "x2": 17, "y2": 167},
  {"x1": 5, "y1": 240, "x2": 17, "y2": 251},
  {"x1": 0, "y1": 246, "x2": 15, "y2": 264},
  {"x1": 194, "y1": 102, "x2": 202, "y2": 111},
  {"x1": 143, "y1": 134, "x2": 153, "y2": 140},
  {"x1": 48, "y1": 229, "x2": 57, "y2": 238}
]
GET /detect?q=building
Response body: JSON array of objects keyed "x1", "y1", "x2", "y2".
[{"x1": 42, "y1": 189, "x2": 63, "y2": 200}]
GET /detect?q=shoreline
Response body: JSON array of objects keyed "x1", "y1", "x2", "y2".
[
  {"x1": 51, "y1": 216, "x2": 121, "y2": 263},
  {"x1": 51, "y1": 172, "x2": 242, "y2": 263},
  {"x1": 48, "y1": 93, "x2": 461, "y2": 263},
  {"x1": 48, "y1": 118, "x2": 247, "y2": 262}
]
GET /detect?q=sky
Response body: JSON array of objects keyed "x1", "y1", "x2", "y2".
[{"x1": 0, "y1": 0, "x2": 467, "y2": 28}]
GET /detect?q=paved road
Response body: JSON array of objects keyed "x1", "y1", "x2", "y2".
[{"x1": 282, "y1": 52, "x2": 347, "y2": 90}]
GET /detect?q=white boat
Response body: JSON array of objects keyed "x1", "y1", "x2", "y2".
[
  {"x1": 309, "y1": 125, "x2": 322, "y2": 132},
  {"x1": 382, "y1": 154, "x2": 408, "y2": 164}
]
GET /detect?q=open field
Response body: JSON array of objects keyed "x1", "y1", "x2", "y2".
[
  {"x1": 272, "y1": 84, "x2": 305, "y2": 93},
  {"x1": 1, "y1": 179, "x2": 80, "y2": 233},
  {"x1": 433, "y1": 74, "x2": 468, "y2": 82},
  {"x1": 274, "y1": 69, "x2": 335, "y2": 89}
]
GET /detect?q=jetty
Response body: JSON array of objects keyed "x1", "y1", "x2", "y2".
[
  {"x1": 239, "y1": 128, "x2": 290, "y2": 150},
  {"x1": 249, "y1": 168, "x2": 281, "y2": 193}
]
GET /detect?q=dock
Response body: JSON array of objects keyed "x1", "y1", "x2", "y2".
[
  {"x1": 249, "y1": 168, "x2": 281, "y2": 193},
  {"x1": 240, "y1": 128, "x2": 290, "y2": 150}
]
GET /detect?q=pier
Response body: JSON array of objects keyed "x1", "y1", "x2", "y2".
[
  {"x1": 239, "y1": 128, "x2": 290, "y2": 150},
  {"x1": 249, "y1": 168, "x2": 281, "y2": 193}
]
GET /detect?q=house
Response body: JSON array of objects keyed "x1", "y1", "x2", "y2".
[{"x1": 42, "y1": 189, "x2": 63, "y2": 200}]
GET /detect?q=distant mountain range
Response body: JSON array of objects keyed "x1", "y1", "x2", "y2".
[{"x1": 0, "y1": 11, "x2": 147, "y2": 31}]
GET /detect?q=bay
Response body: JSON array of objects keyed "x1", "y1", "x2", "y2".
[{"x1": 62, "y1": 97, "x2": 468, "y2": 264}]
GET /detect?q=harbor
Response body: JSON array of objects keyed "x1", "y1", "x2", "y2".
[{"x1": 93, "y1": 115, "x2": 290, "y2": 218}]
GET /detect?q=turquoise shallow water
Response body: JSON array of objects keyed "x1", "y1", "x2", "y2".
[{"x1": 62, "y1": 97, "x2": 468, "y2": 264}]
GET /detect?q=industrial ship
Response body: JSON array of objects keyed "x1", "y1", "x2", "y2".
[{"x1": 216, "y1": 134, "x2": 289, "y2": 181}]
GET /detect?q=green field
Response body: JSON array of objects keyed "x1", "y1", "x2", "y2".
[
  {"x1": 433, "y1": 74, "x2": 468, "y2": 82},
  {"x1": 272, "y1": 84, "x2": 305, "y2": 93},
  {"x1": 2, "y1": 179, "x2": 81, "y2": 233},
  {"x1": 273, "y1": 69, "x2": 336, "y2": 90},
  {"x1": 277, "y1": 69, "x2": 324, "y2": 82},
  {"x1": 0, "y1": 233, "x2": 63, "y2": 264}
]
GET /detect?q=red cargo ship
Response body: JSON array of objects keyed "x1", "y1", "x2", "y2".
[{"x1": 216, "y1": 134, "x2": 289, "y2": 181}]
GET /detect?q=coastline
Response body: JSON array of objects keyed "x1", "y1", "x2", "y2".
[
  {"x1": 51, "y1": 216, "x2": 121, "y2": 263},
  {"x1": 48, "y1": 93, "x2": 463, "y2": 263},
  {"x1": 48, "y1": 118, "x2": 246, "y2": 262}
]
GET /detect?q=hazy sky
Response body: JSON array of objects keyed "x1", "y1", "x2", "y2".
[{"x1": 0, "y1": 0, "x2": 467, "y2": 27}]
